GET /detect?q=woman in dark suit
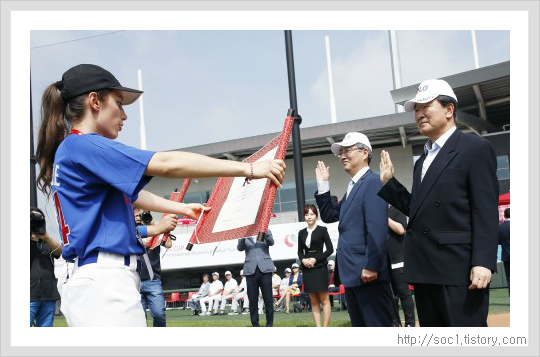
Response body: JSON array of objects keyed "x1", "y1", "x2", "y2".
[{"x1": 298, "y1": 205, "x2": 334, "y2": 327}]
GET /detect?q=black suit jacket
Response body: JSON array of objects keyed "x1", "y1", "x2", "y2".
[
  {"x1": 297, "y1": 225, "x2": 334, "y2": 269},
  {"x1": 498, "y1": 220, "x2": 510, "y2": 261},
  {"x1": 378, "y1": 129, "x2": 499, "y2": 286}
]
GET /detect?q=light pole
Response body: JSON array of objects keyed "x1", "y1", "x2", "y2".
[{"x1": 284, "y1": 30, "x2": 306, "y2": 222}]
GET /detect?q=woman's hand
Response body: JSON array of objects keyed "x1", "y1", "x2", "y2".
[
  {"x1": 155, "y1": 214, "x2": 178, "y2": 234},
  {"x1": 181, "y1": 203, "x2": 211, "y2": 220},
  {"x1": 302, "y1": 258, "x2": 316, "y2": 268},
  {"x1": 302, "y1": 258, "x2": 313, "y2": 268},
  {"x1": 252, "y1": 159, "x2": 286, "y2": 187}
]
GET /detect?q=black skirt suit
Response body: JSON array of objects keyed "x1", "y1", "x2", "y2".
[{"x1": 298, "y1": 225, "x2": 334, "y2": 293}]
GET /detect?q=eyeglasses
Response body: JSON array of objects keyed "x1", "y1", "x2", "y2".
[{"x1": 336, "y1": 146, "x2": 366, "y2": 158}]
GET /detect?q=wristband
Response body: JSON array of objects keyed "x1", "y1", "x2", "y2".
[
  {"x1": 243, "y1": 163, "x2": 254, "y2": 187},
  {"x1": 136, "y1": 225, "x2": 148, "y2": 238}
]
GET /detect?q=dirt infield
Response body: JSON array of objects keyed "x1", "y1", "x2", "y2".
[
  {"x1": 414, "y1": 313, "x2": 510, "y2": 327},
  {"x1": 488, "y1": 313, "x2": 510, "y2": 327}
]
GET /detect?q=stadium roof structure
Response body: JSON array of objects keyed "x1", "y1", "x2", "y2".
[{"x1": 173, "y1": 61, "x2": 510, "y2": 161}]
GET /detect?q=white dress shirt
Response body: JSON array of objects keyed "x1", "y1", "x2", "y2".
[
  {"x1": 305, "y1": 226, "x2": 316, "y2": 248},
  {"x1": 421, "y1": 126, "x2": 456, "y2": 181}
]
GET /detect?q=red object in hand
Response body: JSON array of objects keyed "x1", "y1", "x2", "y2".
[
  {"x1": 149, "y1": 179, "x2": 191, "y2": 249},
  {"x1": 178, "y1": 218, "x2": 197, "y2": 225}
]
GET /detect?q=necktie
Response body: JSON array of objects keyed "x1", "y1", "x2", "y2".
[{"x1": 346, "y1": 179, "x2": 355, "y2": 199}]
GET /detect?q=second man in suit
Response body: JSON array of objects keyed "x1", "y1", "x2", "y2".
[
  {"x1": 378, "y1": 79, "x2": 499, "y2": 326},
  {"x1": 315, "y1": 132, "x2": 393, "y2": 327},
  {"x1": 237, "y1": 230, "x2": 276, "y2": 327}
]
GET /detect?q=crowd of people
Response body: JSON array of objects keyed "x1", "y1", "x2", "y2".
[
  {"x1": 186, "y1": 259, "x2": 350, "y2": 323},
  {"x1": 31, "y1": 64, "x2": 509, "y2": 328}
]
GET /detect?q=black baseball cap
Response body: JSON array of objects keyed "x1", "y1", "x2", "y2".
[{"x1": 57, "y1": 64, "x2": 143, "y2": 105}]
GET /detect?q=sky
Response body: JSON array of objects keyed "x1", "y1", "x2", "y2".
[
  {"x1": 30, "y1": 30, "x2": 510, "y2": 153},
  {"x1": 30, "y1": 29, "x2": 510, "y2": 237}
]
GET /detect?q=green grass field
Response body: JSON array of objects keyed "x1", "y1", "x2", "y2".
[{"x1": 52, "y1": 288, "x2": 510, "y2": 327}]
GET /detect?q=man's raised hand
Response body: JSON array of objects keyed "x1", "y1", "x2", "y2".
[{"x1": 379, "y1": 150, "x2": 395, "y2": 185}]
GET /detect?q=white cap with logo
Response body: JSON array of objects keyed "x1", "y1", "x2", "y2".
[
  {"x1": 404, "y1": 79, "x2": 457, "y2": 112},
  {"x1": 331, "y1": 132, "x2": 372, "y2": 156}
]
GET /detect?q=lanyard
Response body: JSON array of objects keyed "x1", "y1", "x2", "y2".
[{"x1": 70, "y1": 129, "x2": 84, "y2": 135}]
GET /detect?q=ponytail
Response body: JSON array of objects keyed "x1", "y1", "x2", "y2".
[
  {"x1": 36, "y1": 84, "x2": 109, "y2": 197},
  {"x1": 36, "y1": 83, "x2": 67, "y2": 197}
]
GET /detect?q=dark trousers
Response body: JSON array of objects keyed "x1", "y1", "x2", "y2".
[
  {"x1": 344, "y1": 281, "x2": 393, "y2": 327},
  {"x1": 390, "y1": 268, "x2": 415, "y2": 326},
  {"x1": 246, "y1": 267, "x2": 273, "y2": 327},
  {"x1": 413, "y1": 283, "x2": 489, "y2": 327},
  {"x1": 503, "y1": 260, "x2": 510, "y2": 295}
]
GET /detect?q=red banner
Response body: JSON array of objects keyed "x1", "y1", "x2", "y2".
[
  {"x1": 149, "y1": 178, "x2": 191, "y2": 249},
  {"x1": 187, "y1": 110, "x2": 295, "y2": 250}
]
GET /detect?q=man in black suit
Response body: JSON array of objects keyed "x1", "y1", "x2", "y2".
[
  {"x1": 498, "y1": 208, "x2": 510, "y2": 294},
  {"x1": 378, "y1": 79, "x2": 499, "y2": 327}
]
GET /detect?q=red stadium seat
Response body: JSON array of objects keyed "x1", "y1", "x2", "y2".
[
  {"x1": 178, "y1": 292, "x2": 190, "y2": 309},
  {"x1": 167, "y1": 292, "x2": 181, "y2": 309},
  {"x1": 329, "y1": 284, "x2": 346, "y2": 310}
]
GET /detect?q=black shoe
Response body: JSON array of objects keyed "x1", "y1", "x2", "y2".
[{"x1": 191, "y1": 311, "x2": 199, "y2": 316}]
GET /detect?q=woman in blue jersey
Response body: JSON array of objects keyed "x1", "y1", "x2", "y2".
[{"x1": 35, "y1": 64, "x2": 285, "y2": 327}]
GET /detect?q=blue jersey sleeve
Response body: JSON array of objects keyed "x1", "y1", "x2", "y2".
[{"x1": 65, "y1": 134, "x2": 155, "y2": 200}]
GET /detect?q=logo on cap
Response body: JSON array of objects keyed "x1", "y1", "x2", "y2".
[{"x1": 417, "y1": 84, "x2": 429, "y2": 93}]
